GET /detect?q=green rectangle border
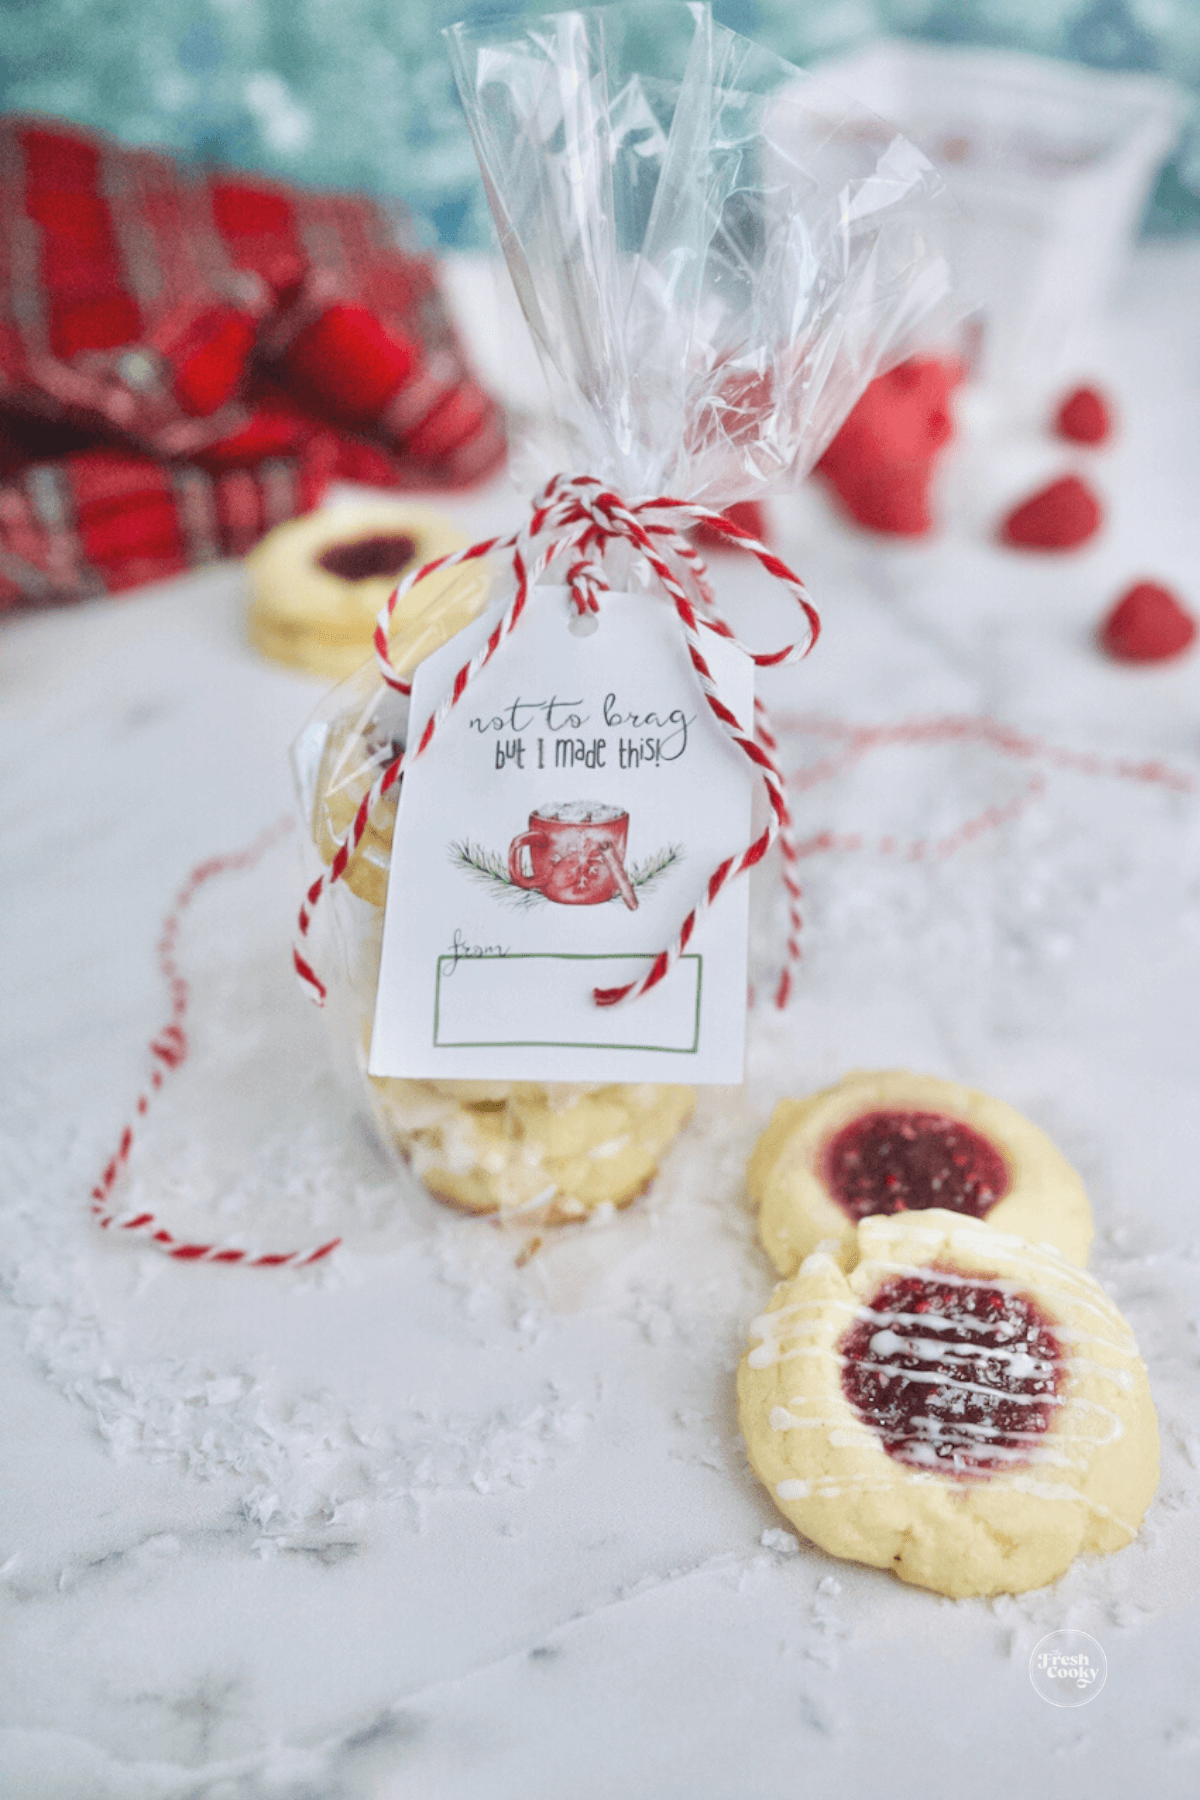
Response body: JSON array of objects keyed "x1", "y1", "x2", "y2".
[{"x1": 433, "y1": 952, "x2": 702, "y2": 1052}]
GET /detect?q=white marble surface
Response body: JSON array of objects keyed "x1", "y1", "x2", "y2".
[{"x1": 3, "y1": 245, "x2": 1200, "y2": 1799}]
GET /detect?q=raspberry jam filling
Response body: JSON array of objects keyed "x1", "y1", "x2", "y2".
[
  {"x1": 317, "y1": 533, "x2": 418, "y2": 582},
  {"x1": 839, "y1": 1273, "x2": 1065, "y2": 1474},
  {"x1": 822, "y1": 1109, "x2": 1009, "y2": 1223}
]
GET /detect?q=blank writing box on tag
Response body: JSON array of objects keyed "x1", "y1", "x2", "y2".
[{"x1": 433, "y1": 953, "x2": 701, "y2": 1051}]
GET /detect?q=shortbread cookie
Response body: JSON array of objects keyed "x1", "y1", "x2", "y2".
[
  {"x1": 367, "y1": 1076, "x2": 695, "y2": 1221},
  {"x1": 749, "y1": 1070, "x2": 1092, "y2": 1275},
  {"x1": 248, "y1": 498, "x2": 490, "y2": 679},
  {"x1": 311, "y1": 705, "x2": 401, "y2": 907},
  {"x1": 738, "y1": 1210, "x2": 1159, "y2": 1597}
]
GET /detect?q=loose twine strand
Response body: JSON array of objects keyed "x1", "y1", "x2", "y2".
[
  {"x1": 89, "y1": 712, "x2": 1195, "y2": 1267},
  {"x1": 90, "y1": 820, "x2": 342, "y2": 1267}
]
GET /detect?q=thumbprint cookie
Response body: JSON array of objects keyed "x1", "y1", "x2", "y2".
[
  {"x1": 738, "y1": 1210, "x2": 1158, "y2": 1597},
  {"x1": 248, "y1": 498, "x2": 490, "y2": 680},
  {"x1": 748, "y1": 1070, "x2": 1092, "y2": 1275}
]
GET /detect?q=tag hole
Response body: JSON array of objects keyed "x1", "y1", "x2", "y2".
[{"x1": 568, "y1": 611, "x2": 599, "y2": 638}]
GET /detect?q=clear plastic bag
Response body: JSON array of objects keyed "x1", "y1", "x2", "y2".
[
  {"x1": 294, "y1": 4, "x2": 957, "y2": 1224},
  {"x1": 446, "y1": 1, "x2": 955, "y2": 505},
  {"x1": 292, "y1": 572, "x2": 699, "y2": 1224}
]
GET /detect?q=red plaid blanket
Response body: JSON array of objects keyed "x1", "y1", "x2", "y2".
[{"x1": 0, "y1": 117, "x2": 506, "y2": 609}]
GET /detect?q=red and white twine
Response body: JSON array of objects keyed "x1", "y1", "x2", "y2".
[
  {"x1": 91, "y1": 821, "x2": 342, "y2": 1268},
  {"x1": 92, "y1": 713, "x2": 1197, "y2": 1267},
  {"x1": 295, "y1": 472, "x2": 820, "y2": 1011}
]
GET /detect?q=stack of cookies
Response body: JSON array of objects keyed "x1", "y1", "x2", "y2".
[{"x1": 301, "y1": 612, "x2": 695, "y2": 1226}]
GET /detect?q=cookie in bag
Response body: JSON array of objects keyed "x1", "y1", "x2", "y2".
[
  {"x1": 301, "y1": 594, "x2": 697, "y2": 1223},
  {"x1": 367, "y1": 1075, "x2": 695, "y2": 1221}
]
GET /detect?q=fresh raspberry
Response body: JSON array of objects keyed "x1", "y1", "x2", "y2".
[
  {"x1": 999, "y1": 475, "x2": 1102, "y2": 551},
  {"x1": 1054, "y1": 386, "x2": 1112, "y2": 446},
  {"x1": 1099, "y1": 581, "x2": 1196, "y2": 663}
]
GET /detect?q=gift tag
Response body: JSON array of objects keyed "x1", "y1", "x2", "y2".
[{"x1": 369, "y1": 585, "x2": 754, "y2": 1084}]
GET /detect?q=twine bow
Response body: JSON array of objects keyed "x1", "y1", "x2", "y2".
[{"x1": 295, "y1": 473, "x2": 819, "y2": 1011}]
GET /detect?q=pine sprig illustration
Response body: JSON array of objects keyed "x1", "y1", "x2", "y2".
[
  {"x1": 448, "y1": 839, "x2": 544, "y2": 908},
  {"x1": 627, "y1": 843, "x2": 683, "y2": 896}
]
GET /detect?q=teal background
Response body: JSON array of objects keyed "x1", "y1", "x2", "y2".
[{"x1": 2, "y1": 1, "x2": 1198, "y2": 243}]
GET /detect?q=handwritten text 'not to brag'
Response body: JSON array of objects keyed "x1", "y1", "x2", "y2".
[{"x1": 469, "y1": 693, "x2": 695, "y2": 772}]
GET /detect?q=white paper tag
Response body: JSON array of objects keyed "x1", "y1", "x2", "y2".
[{"x1": 369, "y1": 585, "x2": 754, "y2": 1084}]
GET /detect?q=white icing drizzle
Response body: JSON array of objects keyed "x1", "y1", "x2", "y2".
[
  {"x1": 849, "y1": 1357, "x2": 1060, "y2": 1407},
  {"x1": 845, "y1": 1284, "x2": 1072, "y2": 1473},
  {"x1": 748, "y1": 1230, "x2": 1143, "y2": 1501},
  {"x1": 1001, "y1": 1475, "x2": 1138, "y2": 1538},
  {"x1": 587, "y1": 1135, "x2": 633, "y2": 1160},
  {"x1": 768, "y1": 1388, "x2": 1122, "y2": 1471},
  {"x1": 770, "y1": 1405, "x2": 828, "y2": 1431},
  {"x1": 867, "y1": 1249, "x2": 1134, "y2": 1340}
]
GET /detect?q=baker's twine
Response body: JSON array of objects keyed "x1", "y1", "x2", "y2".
[
  {"x1": 93, "y1": 707, "x2": 1196, "y2": 1270},
  {"x1": 294, "y1": 473, "x2": 819, "y2": 1011},
  {"x1": 91, "y1": 821, "x2": 342, "y2": 1268}
]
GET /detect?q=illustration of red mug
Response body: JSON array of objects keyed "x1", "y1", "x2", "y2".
[{"x1": 508, "y1": 803, "x2": 638, "y2": 910}]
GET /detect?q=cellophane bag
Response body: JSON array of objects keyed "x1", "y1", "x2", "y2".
[{"x1": 292, "y1": 2, "x2": 955, "y2": 1226}]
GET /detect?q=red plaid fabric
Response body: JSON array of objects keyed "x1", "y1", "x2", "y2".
[
  {"x1": 0, "y1": 117, "x2": 506, "y2": 610},
  {"x1": 0, "y1": 443, "x2": 335, "y2": 609},
  {"x1": 0, "y1": 120, "x2": 269, "y2": 457},
  {"x1": 210, "y1": 177, "x2": 506, "y2": 489}
]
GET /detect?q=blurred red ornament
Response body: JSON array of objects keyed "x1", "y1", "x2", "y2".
[
  {"x1": 692, "y1": 499, "x2": 769, "y2": 551},
  {"x1": 815, "y1": 357, "x2": 962, "y2": 536}
]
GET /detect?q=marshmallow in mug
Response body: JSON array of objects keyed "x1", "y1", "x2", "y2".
[{"x1": 536, "y1": 800, "x2": 625, "y2": 822}]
